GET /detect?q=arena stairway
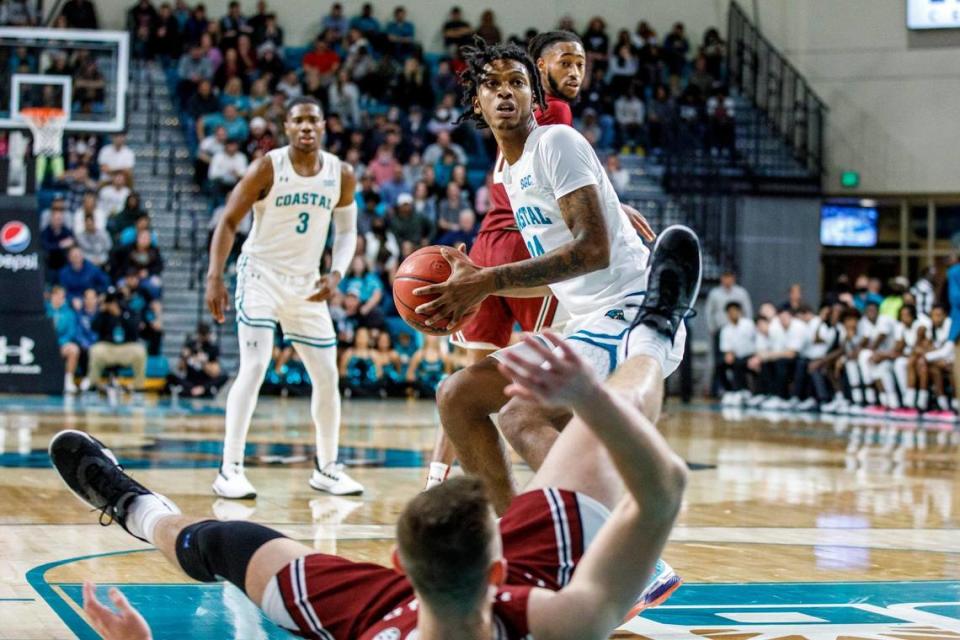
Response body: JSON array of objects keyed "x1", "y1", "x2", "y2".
[
  {"x1": 617, "y1": 156, "x2": 725, "y2": 282},
  {"x1": 125, "y1": 61, "x2": 239, "y2": 375}
]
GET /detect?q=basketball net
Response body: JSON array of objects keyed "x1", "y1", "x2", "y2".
[{"x1": 20, "y1": 107, "x2": 66, "y2": 157}]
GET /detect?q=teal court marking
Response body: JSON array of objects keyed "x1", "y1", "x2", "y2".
[
  {"x1": 624, "y1": 580, "x2": 960, "y2": 637},
  {"x1": 27, "y1": 549, "x2": 293, "y2": 639},
  {"x1": 29, "y1": 549, "x2": 960, "y2": 640}
]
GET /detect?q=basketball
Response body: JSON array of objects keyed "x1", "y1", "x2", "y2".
[{"x1": 393, "y1": 246, "x2": 479, "y2": 336}]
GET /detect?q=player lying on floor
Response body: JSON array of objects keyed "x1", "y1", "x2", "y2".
[{"x1": 52, "y1": 329, "x2": 688, "y2": 640}]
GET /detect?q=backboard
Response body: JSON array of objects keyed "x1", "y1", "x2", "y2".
[{"x1": 0, "y1": 27, "x2": 128, "y2": 133}]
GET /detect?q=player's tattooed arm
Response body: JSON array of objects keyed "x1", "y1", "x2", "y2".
[
  {"x1": 414, "y1": 185, "x2": 609, "y2": 325},
  {"x1": 490, "y1": 184, "x2": 610, "y2": 292},
  {"x1": 204, "y1": 156, "x2": 273, "y2": 323}
]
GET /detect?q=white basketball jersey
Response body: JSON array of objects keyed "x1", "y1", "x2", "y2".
[
  {"x1": 894, "y1": 316, "x2": 932, "y2": 355},
  {"x1": 241, "y1": 146, "x2": 342, "y2": 276},
  {"x1": 494, "y1": 125, "x2": 649, "y2": 318},
  {"x1": 858, "y1": 315, "x2": 896, "y2": 351},
  {"x1": 933, "y1": 318, "x2": 952, "y2": 349}
]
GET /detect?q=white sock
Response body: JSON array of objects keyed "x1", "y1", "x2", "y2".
[
  {"x1": 126, "y1": 493, "x2": 180, "y2": 545},
  {"x1": 293, "y1": 343, "x2": 341, "y2": 470},
  {"x1": 865, "y1": 387, "x2": 877, "y2": 404},
  {"x1": 628, "y1": 325, "x2": 671, "y2": 373},
  {"x1": 938, "y1": 395, "x2": 950, "y2": 411},
  {"x1": 917, "y1": 390, "x2": 929, "y2": 410},
  {"x1": 905, "y1": 388, "x2": 917, "y2": 408},
  {"x1": 223, "y1": 324, "x2": 274, "y2": 467},
  {"x1": 851, "y1": 388, "x2": 863, "y2": 404},
  {"x1": 425, "y1": 462, "x2": 449, "y2": 490}
]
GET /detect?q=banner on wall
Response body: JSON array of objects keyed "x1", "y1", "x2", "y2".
[
  {"x1": 0, "y1": 196, "x2": 44, "y2": 314},
  {"x1": 0, "y1": 196, "x2": 63, "y2": 394}
]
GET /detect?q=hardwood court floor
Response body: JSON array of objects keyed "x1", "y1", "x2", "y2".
[{"x1": 1, "y1": 395, "x2": 959, "y2": 639}]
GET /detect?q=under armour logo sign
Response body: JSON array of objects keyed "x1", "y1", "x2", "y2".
[{"x1": 0, "y1": 336, "x2": 34, "y2": 365}]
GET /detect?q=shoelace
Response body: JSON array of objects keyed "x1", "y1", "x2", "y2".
[
  {"x1": 319, "y1": 463, "x2": 345, "y2": 480},
  {"x1": 86, "y1": 461, "x2": 125, "y2": 527}
]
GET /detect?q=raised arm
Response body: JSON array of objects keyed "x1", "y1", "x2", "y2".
[
  {"x1": 204, "y1": 156, "x2": 273, "y2": 323},
  {"x1": 500, "y1": 335, "x2": 687, "y2": 640}
]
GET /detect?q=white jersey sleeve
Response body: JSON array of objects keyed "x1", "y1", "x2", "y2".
[{"x1": 537, "y1": 126, "x2": 600, "y2": 200}]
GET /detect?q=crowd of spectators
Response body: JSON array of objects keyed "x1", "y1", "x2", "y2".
[
  {"x1": 38, "y1": 129, "x2": 167, "y2": 393},
  {"x1": 705, "y1": 266, "x2": 959, "y2": 421},
  {"x1": 146, "y1": 0, "x2": 732, "y2": 395},
  {"x1": 28, "y1": 0, "x2": 737, "y2": 397}
]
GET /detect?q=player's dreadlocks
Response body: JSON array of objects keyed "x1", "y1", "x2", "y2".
[
  {"x1": 456, "y1": 37, "x2": 546, "y2": 129},
  {"x1": 527, "y1": 30, "x2": 583, "y2": 61}
]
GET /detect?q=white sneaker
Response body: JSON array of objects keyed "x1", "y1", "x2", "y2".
[
  {"x1": 212, "y1": 463, "x2": 257, "y2": 499},
  {"x1": 747, "y1": 394, "x2": 768, "y2": 408},
  {"x1": 760, "y1": 396, "x2": 785, "y2": 410},
  {"x1": 795, "y1": 397, "x2": 818, "y2": 412},
  {"x1": 64, "y1": 375, "x2": 78, "y2": 394},
  {"x1": 212, "y1": 498, "x2": 257, "y2": 521},
  {"x1": 79, "y1": 377, "x2": 91, "y2": 392},
  {"x1": 721, "y1": 392, "x2": 741, "y2": 406},
  {"x1": 310, "y1": 462, "x2": 364, "y2": 496}
]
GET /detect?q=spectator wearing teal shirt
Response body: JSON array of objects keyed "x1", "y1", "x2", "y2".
[
  {"x1": 219, "y1": 77, "x2": 252, "y2": 117},
  {"x1": 339, "y1": 255, "x2": 385, "y2": 328},
  {"x1": 349, "y1": 3, "x2": 380, "y2": 35},
  {"x1": 46, "y1": 285, "x2": 82, "y2": 393},
  {"x1": 199, "y1": 104, "x2": 249, "y2": 142},
  {"x1": 385, "y1": 6, "x2": 415, "y2": 57}
]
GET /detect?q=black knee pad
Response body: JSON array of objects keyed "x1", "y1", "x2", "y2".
[{"x1": 175, "y1": 520, "x2": 287, "y2": 593}]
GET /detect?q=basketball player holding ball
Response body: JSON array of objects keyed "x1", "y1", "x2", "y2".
[
  {"x1": 205, "y1": 96, "x2": 364, "y2": 500},
  {"x1": 426, "y1": 32, "x2": 655, "y2": 488}
]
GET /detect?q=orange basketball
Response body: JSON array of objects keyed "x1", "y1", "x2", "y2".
[{"x1": 393, "y1": 246, "x2": 479, "y2": 336}]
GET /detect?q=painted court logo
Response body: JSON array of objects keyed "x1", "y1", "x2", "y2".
[
  {"x1": 1, "y1": 221, "x2": 30, "y2": 253},
  {"x1": 620, "y1": 581, "x2": 960, "y2": 639}
]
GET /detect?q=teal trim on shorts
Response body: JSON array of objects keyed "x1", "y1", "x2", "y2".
[
  {"x1": 236, "y1": 255, "x2": 280, "y2": 327},
  {"x1": 287, "y1": 337, "x2": 337, "y2": 349},
  {"x1": 573, "y1": 328, "x2": 629, "y2": 342},
  {"x1": 238, "y1": 316, "x2": 277, "y2": 330},
  {"x1": 567, "y1": 335, "x2": 618, "y2": 375}
]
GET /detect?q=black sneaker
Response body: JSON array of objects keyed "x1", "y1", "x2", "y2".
[
  {"x1": 632, "y1": 225, "x2": 702, "y2": 341},
  {"x1": 48, "y1": 430, "x2": 153, "y2": 542}
]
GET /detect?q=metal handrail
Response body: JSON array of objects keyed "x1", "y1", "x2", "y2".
[{"x1": 727, "y1": 1, "x2": 827, "y2": 178}]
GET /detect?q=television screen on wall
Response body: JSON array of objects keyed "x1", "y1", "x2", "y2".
[
  {"x1": 821, "y1": 205, "x2": 878, "y2": 247},
  {"x1": 907, "y1": 0, "x2": 960, "y2": 29}
]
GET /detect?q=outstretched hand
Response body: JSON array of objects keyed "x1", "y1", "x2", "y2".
[
  {"x1": 497, "y1": 332, "x2": 599, "y2": 409},
  {"x1": 83, "y1": 581, "x2": 152, "y2": 640}
]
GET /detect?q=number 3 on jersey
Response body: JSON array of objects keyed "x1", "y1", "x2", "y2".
[
  {"x1": 295, "y1": 212, "x2": 310, "y2": 234},
  {"x1": 526, "y1": 235, "x2": 545, "y2": 257}
]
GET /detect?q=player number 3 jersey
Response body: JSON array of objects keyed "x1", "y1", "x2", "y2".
[
  {"x1": 494, "y1": 125, "x2": 649, "y2": 318},
  {"x1": 241, "y1": 146, "x2": 342, "y2": 276}
]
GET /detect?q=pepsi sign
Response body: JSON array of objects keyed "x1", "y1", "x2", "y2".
[{"x1": 0, "y1": 220, "x2": 30, "y2": 253}]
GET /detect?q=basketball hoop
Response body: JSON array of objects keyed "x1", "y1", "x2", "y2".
[{"x1": 19, "y1": 107, "x2": 66, "y2": 157}]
